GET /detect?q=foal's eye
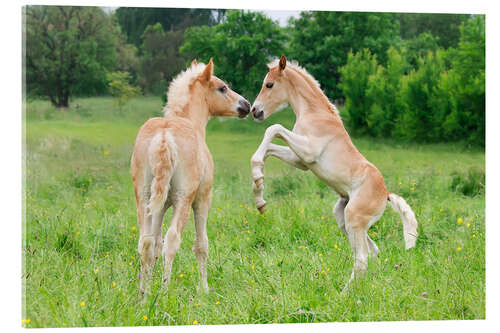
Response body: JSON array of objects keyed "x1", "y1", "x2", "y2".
[
  {"x1": 218, "y1": 85, "x2": 227, "y2": 93},
  {"x1": 266, "y1": 82, "x2": 274, "y2": 89}
]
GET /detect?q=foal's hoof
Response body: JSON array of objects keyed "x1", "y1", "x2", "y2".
[{"x1": 257, "y1": 203, "x2": 267, "y2": 214}]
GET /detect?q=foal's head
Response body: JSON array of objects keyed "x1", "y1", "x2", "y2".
[
  {"x1": 194, "y1": 59, "x2": 250, "y2": 118},
  {"x1": 251, "y1": 54, "x2": 290, "y2": 121}
]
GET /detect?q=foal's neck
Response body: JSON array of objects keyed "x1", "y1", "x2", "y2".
[
  {"x1": 182, "y1": 94, "x2": 210, "y2": 139},
  {"x1": 286, "y1": 69, "x2": 339, "y2": 121}
]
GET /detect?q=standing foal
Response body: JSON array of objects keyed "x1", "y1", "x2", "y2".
[
  {"x1": 131, "y1": 59, "x2": 250, "y2": 294},
  {"x1": 250, "y1": 55, "x2": 418, "y2": 292}
]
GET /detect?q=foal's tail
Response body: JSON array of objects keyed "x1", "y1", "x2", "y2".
[
  {"x1": 147, "y1": 131, "x2": 176, "y2": 216},
  {"x1": 387, "y1": 193, "x2": 418, "y2": 249}
]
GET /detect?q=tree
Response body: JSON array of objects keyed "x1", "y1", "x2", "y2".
[
  {"x1": 25, "y1": 6, "x2": 117, "y2": 107},
  {"x1": 106, "y1": 71, "x2": 141, "y2": 111},
  {"x1": 113, "y1": 23, "x2": 140, "y2": 82},
  {"x1": 138, "y1": 23, "x2": 186, "y2": 95},
  {"x1": 115, "y1": 7, "x2": 223, "y2": 47},
  {"x1": 398, "y1": 13, "x2": 470, "y2": 49},
  {"x1": 181, "y1": 10, "x2": 288, "y2": 100},
  {"x1": 289, "y1": 11, "x2": 400, "y2": 101}
]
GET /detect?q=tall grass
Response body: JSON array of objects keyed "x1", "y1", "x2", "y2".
[{"x1": 23, "y1": 97, "x2": 485, "y2": 327}]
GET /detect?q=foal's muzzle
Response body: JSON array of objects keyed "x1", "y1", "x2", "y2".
[
  {"x1": 251, "y1": 106, "x2": 264, "y2": 121},
  {"x1": 237, "y1": 99, "x2": 251, "y2": 118}
]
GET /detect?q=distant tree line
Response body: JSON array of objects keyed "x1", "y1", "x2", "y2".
[{"x1": 24, "y1": 6, "x2": 484, "y2": 145}]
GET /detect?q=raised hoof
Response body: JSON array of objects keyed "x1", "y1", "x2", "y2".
[
  {"x1": 257, "y1": 203, "x2": 267, "y2": 214},
  {"x1": 254, "y1": 177, "x2": 264, "y2": 187}
]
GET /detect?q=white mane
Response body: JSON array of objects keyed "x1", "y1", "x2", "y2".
[
  {"x1": 163, "y1": 62, "x2": 207, "y2": 116},
  {"x1": 268, "y1": 59, "x2": 339, "y2": 116}
]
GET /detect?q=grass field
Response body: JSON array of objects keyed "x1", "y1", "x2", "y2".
[{"x1": 23, "y1": 97, "x2": 485, "y2": 327}]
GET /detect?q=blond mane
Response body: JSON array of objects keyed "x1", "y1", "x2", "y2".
[
  {"x1": 163, "y1": 62, "x2": 208, "y2": 117},
  {"x1": 268, "y1": 59, "x2": 339, "y2": 116}
]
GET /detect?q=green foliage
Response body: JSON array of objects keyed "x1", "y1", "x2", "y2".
[
  {"x1": 393, "y1": 50, "x2": 446, "y2": 142},
  {"x1": 339, "y1": 49, "x2": 378, "y2": 134},
  {"x1": 289, "y1": 11, "x2": 400, "y2": 100},
  {"x1": 115, "y1": 7, "x2": 223, "y2": 47},
  {"x1": 366, "y1": 47, "x2": 408, "y2": 137},
  {"x1": 398, "y1": 13, "x2": 471, "y2": 49},
  {"x1": 340, "y1": 16, "x2": 484, "y2": 145},
  {"x1": 181, "y1": 10, "x2": 288, "y2": 100},
  {"x1": 450, "y1": 167, "x2": 485, "y2": 197},
  {"x1": 441, "y1": 16, "x2": 485, "y2": 146},
  {"x1": 106, "y1": 72, "x2": 142, "y2": 111},
  {"x1": 401, "y1": 32, "x2": 440, "y2": 69},
  {"x1": 25, "y1": 6, "x2": 118, "y2": 107},
  {"x1": 138, "y1": 23, "x2": 186, "y2": 95}
]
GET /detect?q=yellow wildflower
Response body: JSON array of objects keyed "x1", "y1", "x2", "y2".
[
  {"x1": 131, "y1": 226, "x2": 137, "y2": 231},
  {"x1": 193, "y1": 320, "x2": 198, "y2": 325},
  {"x1": 216, "y1": 300, "x2": 220, "y2": 305},
  {"x1": 457, "y1": 247, "x2": 462, "y2": 251},
  {"x1": 112, "y1": 282, "x2": 117, "y2": 287},
  {"x1": 334, "y1": 244, "x2": 339, "y2": 249},
  {"x1": 179, "y1": 273, "x2": 184, "y2": 278},
  {"x1": 94, "y1": 268, "x2": 99, "y2": 274},
  {"x1": 80, "y1": 301, "x2": 85, "y2": 307},
  {"x1": 466, "y1": 222, "x2": 471, "y2": 228},
  {"x1": 318, "y1": 253, "x2": 323, "y2": 257},
  {"x1": 143, "y1": 315, "x2": 148, "y2": 321},
  {"x1": 104, "y1": 151, "x2": 109, "y2": 155},
  {"x1": 457, "y1": 218, "x2": 463, "y2": 224}
]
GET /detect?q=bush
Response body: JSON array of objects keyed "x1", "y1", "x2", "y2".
[
  {"x1": 339, "y1": 16, "x2": 484, "y2": 146},
  {"x1": 393, "y1": 50, "x2": 446, "y2": 142},
  {"x1": 106, "y1": 72, "x2": 142, "y2": 111},
  {"x1": 339, "y1": 49, "x2": 378, "y2": 134},
  {"x1": 366, "y1": 47, "x2": 408, "y2": 137}
]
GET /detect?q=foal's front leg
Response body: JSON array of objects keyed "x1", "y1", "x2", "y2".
[{"x1": 251, "y1": 125, "x2": 318, "y2": 212}]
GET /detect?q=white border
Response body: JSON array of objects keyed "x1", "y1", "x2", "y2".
[{"x1": 3, "y1": 1, "x2": 498, "y2": 332}]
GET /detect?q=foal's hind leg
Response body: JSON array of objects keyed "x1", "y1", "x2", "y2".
[
  {"x1": 162, "y1": 198, "x2": 192, "y2": 287},
  {"x1": 152, "y1": 204, "x2": 169, "y2": 261},
  {"x1": 333, "y1": 197, "x2": 348, "y2": 236},
  {"x1": 137, "y1": 201, "x2": 155, "y2": 295},
  {"x1": 342, "y1": 208, "x2": 371, "y2": 294}
]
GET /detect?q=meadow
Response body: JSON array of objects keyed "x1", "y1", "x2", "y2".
[{"x1": 23, "y1": 97, "x2": 485, "y2": 327}]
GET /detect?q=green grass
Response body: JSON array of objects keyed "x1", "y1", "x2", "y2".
[{"x1": 23, "y1": 97, "x2": 485, "y2": 327}]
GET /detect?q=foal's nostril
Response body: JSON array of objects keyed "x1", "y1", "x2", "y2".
[{"x1": 251, "y1": 106, "x2": 256, "y2": 114}]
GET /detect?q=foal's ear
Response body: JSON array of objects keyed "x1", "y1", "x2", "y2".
[
  {"x1": 190, "y1": 59, "x2": 197, "y2": 69},
  {"x1": 200, "y1": 58, "x2": 213, "y2": 83},
  {"x1": 279, "y1": 54, "x2": 287, "y2": 71}
]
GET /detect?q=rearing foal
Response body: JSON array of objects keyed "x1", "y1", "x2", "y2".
[
  {"x1": 250, "y1": 55, "x2": 418, "y2": 292},
  {"x1": 131, "y1": 59, "x2": 250, "y2": 294}
]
